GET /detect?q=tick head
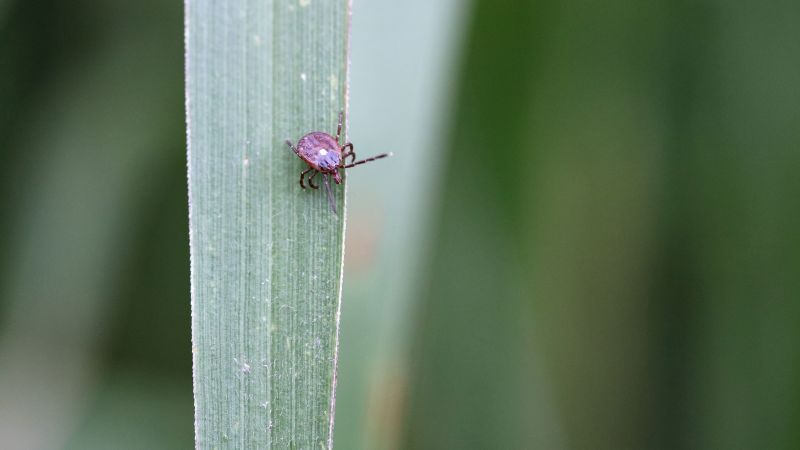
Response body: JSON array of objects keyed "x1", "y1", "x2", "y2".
[
  {"x1": 315, "y1": 147, "x2": 341, "y2": 172},
  {"x1": 332, "y1": 170, "x2": 342, "y2": 184}
]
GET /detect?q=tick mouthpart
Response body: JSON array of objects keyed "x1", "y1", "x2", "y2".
[{"x1": 333, "y1": 171, "x2": 342, "y2": 184}]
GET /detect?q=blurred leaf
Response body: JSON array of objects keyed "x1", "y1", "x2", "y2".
[
  {"x1": 403, "y1": 0, "x2": 800, "y2": 449},
  {"x1": 185, "y1": 0, "x2": 349, "y2": 448},
  {"x1": 0, "y1": 6, "x2": 185, "y2": 448},
  {"x1": 401, "y1": 0, "x2": 569, "y2": 448},
  {"x1": 0, "y1": 1, "x2": 10, "y2": 27},
  {"x1": 652, "y1": 1, "x2": 800, "y2": 449},
  {"x1": 65, "y1": 372, "x2": 192, "y2": 450}
]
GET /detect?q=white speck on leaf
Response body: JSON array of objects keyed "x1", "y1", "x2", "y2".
[
  {"x1": 299, "y1": 0, "x2": 310, "y2": 7},
  {"x1": 300, "y1": 73, "x2": 307, "y2": 82},
  {"x1": 329, "y1": 74, "x2": 338, "y2": 98},
  {"x1": 235, "y1": 358, "x2": 251, "y2": 374}
]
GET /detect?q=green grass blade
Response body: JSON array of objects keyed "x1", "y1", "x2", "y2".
[{"x1": 185, "y1": 1, "x2": 349, "y2": 448}]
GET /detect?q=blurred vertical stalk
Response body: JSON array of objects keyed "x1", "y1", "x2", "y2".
[
  {"x1": 0, "y1": 3, "x2": 184, "y2": 448},
  {"x1": 403, "y1": 0, "x2": 800, "y2": 449},
  {"x1": 401, "y1": 0, "x2": 666, "y2": 448},
  {"x1": 185, "y1": 0, "x2": 349, "y2": 448}
]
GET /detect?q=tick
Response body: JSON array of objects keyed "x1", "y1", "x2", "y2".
[{"x1": 286, "y1": 111, "x2": 390, "y2": 214}]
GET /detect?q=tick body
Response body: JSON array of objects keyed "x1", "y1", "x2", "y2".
[
  {"x1": 286, "y1": 111, "x2": 390, "y2": 213},
  {"x1": 295, "y1": 132, "x2": 344, "y2": 183}
]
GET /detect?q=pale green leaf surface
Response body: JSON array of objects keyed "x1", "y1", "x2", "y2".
[{"x1": 186, "y1": 1, "x2": 348, "y2": 448}]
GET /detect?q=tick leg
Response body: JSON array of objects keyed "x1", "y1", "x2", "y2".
[
  {"x1": 341, "y1": 143, "x2": 356, "y2": 165},
  {"x1": 344, "y1": 152, "x2": 391, "y2": 168},
  {"x1": 322, "y1": 173, "x2": 337, "y2": 214},
  {"x1": 299, "y1": 168, "x2": 314, "y2": 189},
  {"x1": 286, "y1": 139, "x2": 300, "y2": 157},
  {"x1": 336, "y1": 111, "x2": 344, "y2": 144},
  {"x1": 307, "y1": 170, "x2": 320, "y2": 189}
]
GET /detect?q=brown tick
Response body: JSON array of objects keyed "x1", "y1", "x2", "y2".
[{"x1": 286, "y1": 111, "x2": 390, "y2": 214}]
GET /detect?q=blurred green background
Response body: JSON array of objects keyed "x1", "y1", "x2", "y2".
[{"x1": 1, "y1": 0, "x2": 799, "y2": 449}]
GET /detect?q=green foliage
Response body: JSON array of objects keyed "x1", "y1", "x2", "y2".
[
  {"x1": 402, "y1": 0, "x2": 800, "y2": 449},
  {"x1": 186, "y1": 0, "x2": 349, "y2": 448},
  {"x1": 0, "y1": 2, "x2": 191, "y2": 448},
  {"x1": 2, "y1": 0, "x2": 799, "y2": 449}
]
